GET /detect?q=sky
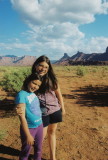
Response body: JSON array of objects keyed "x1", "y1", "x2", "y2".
[{"x1": 0, "y1": 0, "x2": 108, "y2": 60}]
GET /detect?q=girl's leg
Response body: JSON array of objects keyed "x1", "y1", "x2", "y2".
[
  {"x1": 47, "y1": 123, "x2": 57, "y2": 160},
  {"x1": 19, "y1": 127, "x2": 34, "y2": 160},
  {"x1": 34, "y1": 124, "x2": 43, "y2": 160},
  {"x1": 19, "y1": 142, "x2": 32, "y2": 160},
  {"x1": 42, "y1": 115, "x2": 49, "y2": 140},
  {"x1": 43, "y1": 126, "x2": 48, "y2": 140}
]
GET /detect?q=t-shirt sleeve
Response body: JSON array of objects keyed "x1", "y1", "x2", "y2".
[{"x1": 15, "y1": 91, "x2": 26, "y2": 104}]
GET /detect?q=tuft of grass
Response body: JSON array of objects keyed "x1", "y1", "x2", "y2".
[
  {"x1": 76, "y1": 66, "x2": 88, "y2": 77},
  {"x1": 0, "y1": 130, "x2": 7, "y2": 141}
]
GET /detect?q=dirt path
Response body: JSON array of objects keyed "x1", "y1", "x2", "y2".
[{"x1": 0, "y1": 75, "x2": 108, "y2": 160}]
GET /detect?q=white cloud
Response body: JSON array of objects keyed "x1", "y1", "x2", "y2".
[
  {"x1": 86, "y1": 37, "x2": 108, "y2": 53},
  {"x1": 1, "y1": 36, "x2": 108, "y2": 59},
  {"x1": 24, "y1": 23, "x2": 84, "y2": 42},
  {"x1": 7, "y1": 0, "x2": 108, "y2": 59},
  {"x1": 0, "y1": 41, "x2": 32, "y2": 52},
  {"x1": 101, "y1": 0, "x2": 108, "y2": 14},
  {"x1": 11, "y1": 0, "x2": 108, "y2": 25},
  {"x1": 73, "y1": 36, "x2": 108, "y2": 54}
]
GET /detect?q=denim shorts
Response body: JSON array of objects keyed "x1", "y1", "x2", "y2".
[{"x1": 42, "y1": 109, "x2": 62, "y2": 127}]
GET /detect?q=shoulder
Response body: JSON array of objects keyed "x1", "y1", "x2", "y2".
[
  {"x1": 45, "y1": 90, "x2": 56, "y2": 98},
  {"x1": 15, "y1": 90, "x2": 28, "y2": 104},
  {"x1": 17, "y1": 90, "x2": 28, "y2": 96}
]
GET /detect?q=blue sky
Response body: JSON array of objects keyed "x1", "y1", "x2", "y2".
[{"x1": 0, "y1": 0, "x2": 108, "y2": 60}]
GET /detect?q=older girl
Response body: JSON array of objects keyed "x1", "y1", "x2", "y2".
[{"x1": 32, "y1": 56, "x2": 65, "y2": 160}]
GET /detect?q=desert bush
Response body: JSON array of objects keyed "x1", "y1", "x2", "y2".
[
  {"x1": 0, "y1": 130, "x2": 7, "y2": 140},
  {"x1": 92, "y1": 69, "x2": 97, "y2": 73},
  {"x1": 0, "y1": 67, "x2": 31, "y2": 92},
  {"x1": 76, "y1": 66, "x2": 87, "y2": 77}
]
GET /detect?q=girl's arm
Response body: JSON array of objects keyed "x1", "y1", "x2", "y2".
[
  {"x1": 54, "y1": 85, "x2": 66, "y2": 115},
  {"x1": 16, "y1": 103, "x2": 34, "y2": 146}
]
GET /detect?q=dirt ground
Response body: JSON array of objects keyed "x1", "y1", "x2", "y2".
[{"x1": 0, "y1": 72, "x2": 108, "y2": 160}]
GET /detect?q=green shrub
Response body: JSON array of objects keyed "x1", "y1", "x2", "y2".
[
  {"x1": 0, "y1": 130, "x2": 7, "y2": 140},
  {"x1": 76, "y1": 67, "x2": 87, "y2": 77},
  {"x1": 0, "y1": 68, "x2": 31, "y2": 92}
]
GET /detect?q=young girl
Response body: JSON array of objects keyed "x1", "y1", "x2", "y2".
[
  {"x1": 32, "y1": 56, "x2": 65, "y2": 160},
  {"x1": 15, "y1": 73, "x2": 43, "y2": 160}
]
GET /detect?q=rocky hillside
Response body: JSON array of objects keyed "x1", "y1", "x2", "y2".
[
  {"x1": 70, "y1": 47, "x2": 108, "y2": 61},
  {"x1": 55, "y1": 47, "x2": 108, "y2": 65},
  {"x1": 0, "y1": 55, "x2": 36, "y2": 66},
  {"x1": 1, "y1": 47, "x2": 108, "y2": 66}
]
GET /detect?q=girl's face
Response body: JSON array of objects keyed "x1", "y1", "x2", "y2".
[
  {"x1": 28, "y1": 80, "x2": 41, "y2": 92},
  {"x1": 35, "y1": 62, "x2": 49, "y2": 77}
]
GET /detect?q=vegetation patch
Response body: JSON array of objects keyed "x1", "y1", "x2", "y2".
[{"x1": 0, "y1": 130, "x2": 7, "y2": 141}]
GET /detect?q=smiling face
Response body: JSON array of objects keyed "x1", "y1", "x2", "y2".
[
  {"x1": 35, "y1": 61, "x2": 49, "y2": 77},
  {"x1": 28, "y1": 80, "x2": 41, "y2": 92}
]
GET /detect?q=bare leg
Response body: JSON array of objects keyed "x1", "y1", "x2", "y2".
[
  {"x1": 43, "y1": 126, "x2": 48, "y2": 140},
  {"x1": 47, "y1": 123, "x2": 57, "y2": 160}
]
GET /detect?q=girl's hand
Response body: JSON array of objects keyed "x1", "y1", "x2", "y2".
[
  {"x1": 62, "y1": 108, "x2": 66, "y2": 115},
  {"x1": 16, "y1": 106, "x2": 24, "y2": 116},
  {"x1": 26, "y1": 134, "x2": 34, "y2": 146}
]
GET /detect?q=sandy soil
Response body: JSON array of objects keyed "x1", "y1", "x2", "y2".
[{"x1": 0, "y1": 73, "x2": 108, "y2": 160}]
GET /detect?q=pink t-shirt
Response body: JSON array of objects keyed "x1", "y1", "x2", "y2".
[{"x1": 38, "y1": 90, "x2": 61, "y2": 115}]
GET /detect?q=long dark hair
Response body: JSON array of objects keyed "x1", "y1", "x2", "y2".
[
  {"x1": 32, "y1": 55, "x2": 58, "y2": 93},
  {"x1": 23, "y1": 73, "x2": 42, "y2": 91}
]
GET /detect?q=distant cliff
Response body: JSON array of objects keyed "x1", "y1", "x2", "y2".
[
  {"x1": 1, "y1": 47, "x2": 108, "y2": 66},
  {"x1": 55, "y1": 53, "x2": 70, "y2": 65},
  {"x1": 55, "y1": 47, "x2": 108, "y2": 65},
  {"x1": 0, "y1": 55, "x2": 36, "y2": 66}
]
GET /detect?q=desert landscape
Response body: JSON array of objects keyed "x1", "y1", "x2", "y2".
[{"x1": 0, "y1": 65, "x2": 108, "y2": 160}]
